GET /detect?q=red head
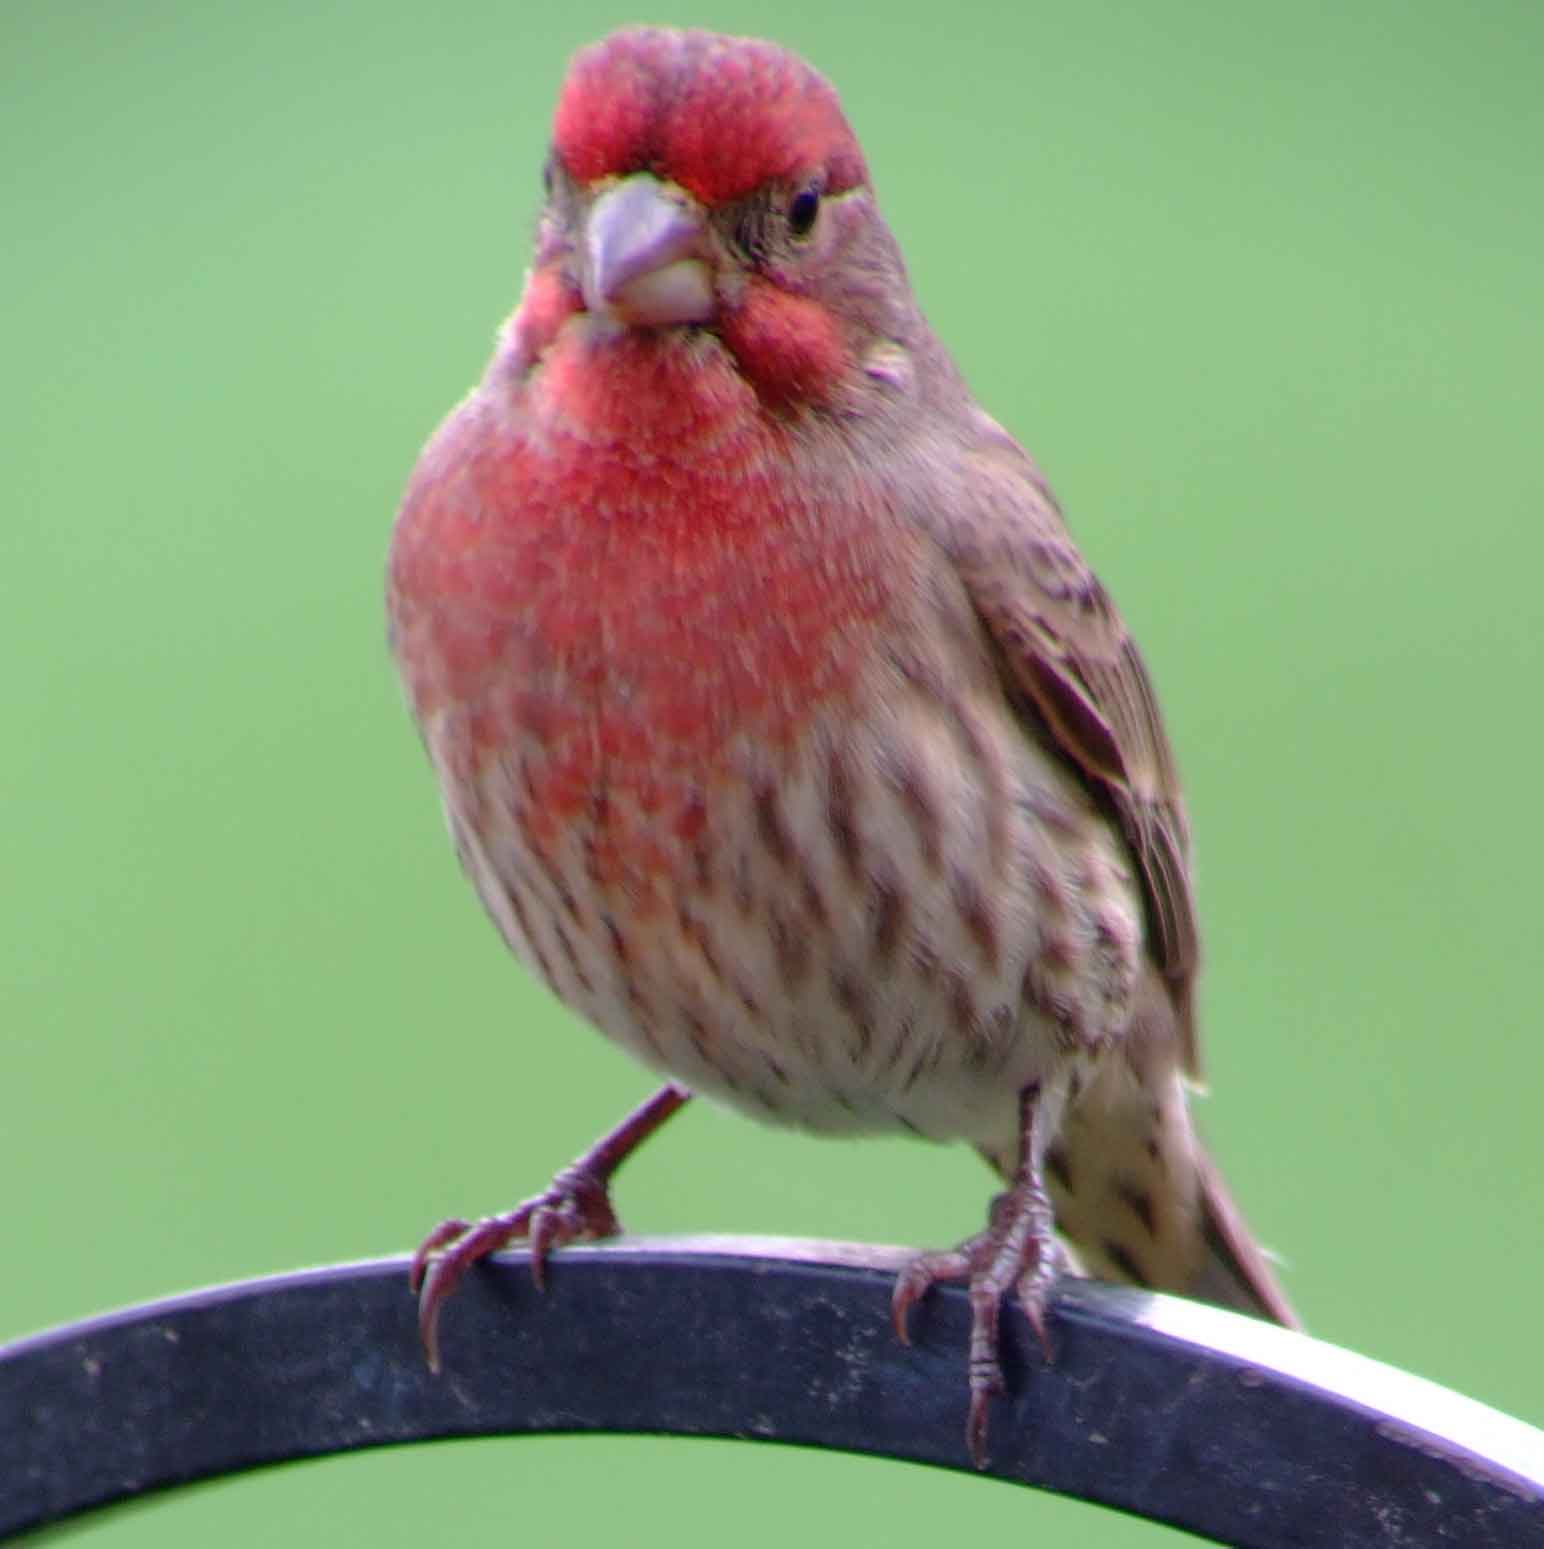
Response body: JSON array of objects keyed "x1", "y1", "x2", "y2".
[
  {"x1": 552, "y1": 28, "x2": 868, "y2": 206},
  {"x1": 504, "y1": 29, "x2": 913, "y2": 411}
]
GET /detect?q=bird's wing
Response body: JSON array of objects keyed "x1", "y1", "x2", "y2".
[{"x1": 912, "y1": 412, "x2": 1201, "y2": 1075}]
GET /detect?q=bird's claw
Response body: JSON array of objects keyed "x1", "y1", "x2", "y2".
[
  {"x1": 892, "y1": 1186, "x2": 1063, "y2": 1468},
  {"x1": 891, "y1": 1242, "x2": 979, "y2": 1345},
  {"x1": 411, "y1": 1163, "x2": 623, "y2": 1372}
]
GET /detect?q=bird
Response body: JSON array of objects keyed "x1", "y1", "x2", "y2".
[{"x1": 386, "y1": 25, "x2": 1297, "y2": 1466}]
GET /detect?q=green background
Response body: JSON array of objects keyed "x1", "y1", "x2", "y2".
[{"x1": 6, "y1": 0, "x2": 1542, "y2": 1542}]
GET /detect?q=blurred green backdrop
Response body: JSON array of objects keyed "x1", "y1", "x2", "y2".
[{"x1": 6, "y1": 0, "x2": 1542, "y2": 1542}]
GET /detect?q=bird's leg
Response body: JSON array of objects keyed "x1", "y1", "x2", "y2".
[
  {"x1": 411, "y1": 1082, "x2": 691, "y2": 1369},
  {"x1": 891, "y1": 1081, "x2": 1063, "y2": 1467}
]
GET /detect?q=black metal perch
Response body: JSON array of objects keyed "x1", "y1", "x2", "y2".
[{"x1": 3, "y1": 1237, "x2": 1541, "y2": 1544}]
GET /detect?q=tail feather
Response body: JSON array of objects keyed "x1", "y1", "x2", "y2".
[
  {"x1": 1190, "y1": 1144, "x2": 1300, "y2": 1328},
  {"x1": 994, "y1": 1046, "x2": 1298, "y2": 1328}
]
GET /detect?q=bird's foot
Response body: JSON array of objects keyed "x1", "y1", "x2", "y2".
[
  {"x1": 409, "y1": 1082, "x2": 690, "y2": 1371},
  {"x1": 891, "y1": 1089, "x2": 1062, "y2": 1467},
  {"x1": 410, "y1": 1162, "x2": 622, "y2": 1370}
]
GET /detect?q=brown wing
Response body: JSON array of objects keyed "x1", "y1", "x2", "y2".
[{"x1": 919, "y1": 415, "x2": 1202, "y2": 1075}]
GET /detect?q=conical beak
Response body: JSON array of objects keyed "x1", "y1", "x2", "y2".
[{"x1": 584, "y1": 174, "x2": 715, "y2": 326}]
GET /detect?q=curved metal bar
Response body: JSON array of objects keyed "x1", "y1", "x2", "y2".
[{"x1": 2, "y1": 1237, "x2": 1540, "y2": 1544}]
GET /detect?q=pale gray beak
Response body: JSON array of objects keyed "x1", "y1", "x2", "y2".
[{"x1": 583, "y1": 174, "x2": 715, "y2": 326}]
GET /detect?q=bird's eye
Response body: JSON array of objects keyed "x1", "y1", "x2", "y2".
[
  {"x1": 542, "y1": 157, "x2": 555, "y2": 197},
  {"x1": 787, "y1": 185, "x2": 821, "y2": 238}
]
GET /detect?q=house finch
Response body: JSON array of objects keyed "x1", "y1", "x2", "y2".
[{"x1": 387, "y1": 26, "x2": 1297, "y2": 1465}]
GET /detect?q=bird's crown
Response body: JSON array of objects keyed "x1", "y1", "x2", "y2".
[{"x1": 553, "y1": 28, "x2": 868, "y2": 205}]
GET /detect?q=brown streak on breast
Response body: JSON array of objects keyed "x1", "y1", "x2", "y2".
[
  {"x1": 680, "y1": 1006, "x2": 713, "y2": 1063},
  {"x1": 523, "y1": 826, "x2": 583, "y2": 928},
  {"x1": 952, "y1": 868, "x2": 1001, "y2": 973},
  {"x1": 830, "y1": 963, "x2": 875, "y2": 1060},
  {"x1": 871, "y1": 873, "x2": 907, "y2": 964},
  {"x1": 507, "y1": 885, "x2": 557, "y2": 987},
  {"x1": 730, "y1": 850, "x2": 755, "y2": 918},
  {"x1": 752, "y1": 778, "x2": 794, "y2": 870},
  {"x1": 505, "y1": 881, "x2": 538, "y2": 951},
  {"x1": 800, "y1": 868, "x2": 830, "y2": 928},
  {"x1": 910, "y1": 933, "x2": 939, "y2": 987},
  {"x1": 1030, "y1": 855, "x2": 1069, "y2": 920},
  {"x1": 552, "y1": 918, "x2": 594, "y2": 995},
  {"x1": 890, "y1": 756, "x2": 943, "y2": 873},
  {"x1": 826, "y1": 744, "x2": 862, "y2": 882},
  {"x1": 769, "y1": 905, "x2": 811, "y2": 986},
  {"x1": 692, "y1": 840, "x2": 714, "y2": 895},
  {"x1": 945, "y1": 969, "x2": 978, "y2": 1039},
  {"x1": 879, "y1": 1011, "x2": 918, "y2": 1074},
  {"x1": 900, "y1": 1034, "x2": 939, "y2": 1093},
  {"x1": 950, "y1": 704, "x2": 1010, "y2": 874},
  {"x1": 581, "y1": 788, "x2": 611, "y2": 885},
  {"x1": 678, "y1": 902, "x2": 725, "y2": 987}
]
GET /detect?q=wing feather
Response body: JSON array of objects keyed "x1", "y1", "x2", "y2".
[{"x1": 911, "y1": 415, "x2": 1202, "y2": 1074}]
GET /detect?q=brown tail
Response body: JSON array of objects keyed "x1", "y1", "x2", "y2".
[
  {"x1": 1002, "y1": 1048, "x2": 1299, "y2": 1328},
  {"x1": 1187, "y1": 1142, "x2": 1299, "y2": 1327}
]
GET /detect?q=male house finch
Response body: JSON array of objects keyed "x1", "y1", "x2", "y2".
[{"x1": 388, "y1": 26, "x2": 1297, "y2": 1463}]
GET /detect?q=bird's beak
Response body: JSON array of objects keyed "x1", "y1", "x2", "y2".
[{"x1": 583, "y1": 174, "x2": 715, "y2": 327}]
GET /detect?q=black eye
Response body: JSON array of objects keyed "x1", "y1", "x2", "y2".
[{"x1": 787, "y1": 185, "x2": 821, "y2": 238}]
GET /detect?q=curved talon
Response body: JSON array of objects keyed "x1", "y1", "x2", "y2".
[
  {"x1": 1017, "y1": 1249, "x2": 1061, "y2": 1361},
  {"x1": 409, "y1": 1217, "x2": 472, "y2": 1295},
  {"x1": 1020, "y1": 1297, "x2": 1052, "y2": 1362},
  {"x1": 415, "y1": 1209, "x2": 536, "y2": 1369},
  {"x1": 528, "y1": 1206, "x2": 562, "y2": 1291},
  {"x1": 409, "y1": 1171, "x2": 628, "y2": 1369},
  {"x1": 890, "y1": 1266, "x2": 923, "y2": 1344},
  {"x1": 890, "y1": 1247, "x2": 973, "y2": 1344},
  {"x1": 417, "y1": 1253, "x2": 459, "y2": 1373},
  {"x1": 890, "y1": 1279, "x2": 914, "y2": 1345}
]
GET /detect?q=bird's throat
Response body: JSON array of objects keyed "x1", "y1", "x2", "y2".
[{"x1": 409, "y1": 326, "x2": 898, "y2": 895}]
